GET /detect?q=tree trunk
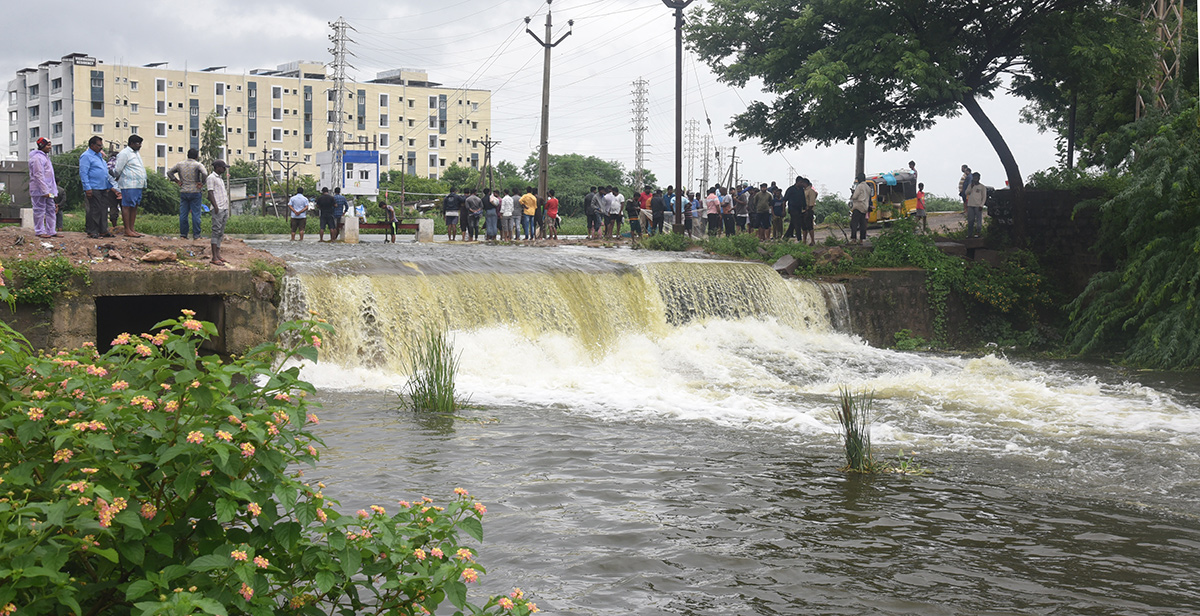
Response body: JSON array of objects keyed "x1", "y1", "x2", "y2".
[
  {"x1": 961, "y1": 93, "x2": 1025, "y2": 241},
  {"x1": 855, "y1": 134, "x2": 866, "y2": 178},
  {"x1": 1066, "y1": 91, "x2": 1077, "y2": 170}
]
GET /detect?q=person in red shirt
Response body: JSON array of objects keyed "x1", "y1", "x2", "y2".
[
  {"x1": 545, "y1": 189, "x2": 560, "y2": 239},
  {"x1": 914, "y1": 181, "x2": 927, "y2": 234}
]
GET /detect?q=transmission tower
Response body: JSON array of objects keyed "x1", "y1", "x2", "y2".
[
  {"x1": 685, "y1": 119, "x2": 699, "y2": 192},
  {"x1": 1135, "y1": 0, "x2": 1185, "y2": 118},
  {"x1": 787, "y1": 165, "x2": 795, "y2": 182},
  {"x1": 631, "y1": 77, "x2": 649, "y2": 190},
  {"x1": 327, "y1": 16, "x2": 356, "y2": 190},
  {"x1": 701, "y1": 133, "x2": 711, "y2": 192}
]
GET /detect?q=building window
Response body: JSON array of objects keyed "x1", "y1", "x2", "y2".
[
  {"x1": 190, "y1": 129, "x2": 199, "y2": 139},
  {"x1": 156, "y1": 78, "x2": 166, "y2": 92},
  {"x1": 248, "y1": 131, "x2": 256, "y2": 141},
  {"x1": 379, "y1": 114, "x2": 388, "y2": 127},
  {"x1": 7, "y1": 110, "x2": 17, "y2": 123},
  {"x1": 91, "y1": 101, "x2": 103, "y2": 114},
  {"x1": 7, "y1": 91, "x2": 16, "y2": 105},
  {"x1": 272, "y1": 149, "x2": 282, "y2": 161},
  {"x1": 440, "y1": 158, "x2": 446, "y2": 167},
  {"x1": 249, "y1": 152, "x2": 255, "y2": 161},
  {"x1": 156, "y1": 100, "x2": 166, "y2": 114},
  {"x1": 28, "y1": 106, "x2": 39, "y2": 120},
  {"x1": 130, "y1": 103, "x2": 138, "y2": 113},
  {"x1": 156, "y1": 144, "x2": 166, "y2": 158},
  {"x1": 248, "y1": 110, "x2": 256, "y2": 120},
  {"x1": 248, "y1": 87, "x2": 256, "y2": 98},
  {"x1": 272, "y1": 108, "x2": 281, "y2": 121},
  {"x1": 29, "y1": 127, "x2": 39, "y2": 140},
  {"x1": 156, "y1": 122, "x2": 167, "y2": 137},
  {"x1": 51, "y1": 79, "x2": 62, "y2": 92},
  {"x1": 428, "y1": 115, "x2": 437, "y2": 129},
  {"x1": 304, "y1": 91, "x2": 312, "y2": 101},
  {"x1": 472, "y1": 102, "x2": 479, "y2": 111},
  {"x1": 130, "y1": 80, "x2": 138, "y2": 91},
  {"x1": 91, "y1": 77, "x2": 103, "y2": 88},
  {"x1": 472, "y1": 121, "x2": 478, "y2": 130},
  {"x1": 408, "y1": 119, "x2": 414, "y2": 127},
  {"x1": 379, "y1": 133, "x2": 389, "y2": 147},
  {"x1": 52, "y1": 122, "x2": 62, "y2": 137},
  {"x1": 190, "y1": 85, "x2": 198, "y2": 94},
  {"x1": 272, "y1": 128, "x2": 282, "y2": 142},
  {"x1": 379, "y1": 153, "x2": 388, "y2": 166},
  {"x1": 272, "y1": 86, "x2": 281, "y2": 99},
  {"x1": 428, "y1": 96, "x2": 437, "y2": 109},
  {"x1": 190, "y1": 107, "x2": 199, "y2": 117},
  {"x1": 8, "y1": 131, "x2": 16, "y2": 146},
  {"x1": 379, "y1": 94, "x2": 388, "y2": 107},
  {"x1": 130, "y1": 125, "x2": 137, "y2": 134},
  {"x1": 408, "y1": 99, "x2": 414, "y2": 108},
  {"x1": 428, "y1": 135, "x2": 438, "y2": 149},
  {"x1": 216, "y1": 83, "x2": 225, "y2": 96},
  {"x1": 408, "y1": 138, "x2": 415, "y2": 146},
  {"x1": 429, "y1": 154, "x2": 438, "y2": 168}
]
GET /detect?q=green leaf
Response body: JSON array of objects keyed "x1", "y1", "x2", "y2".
[
  {"x1": 273, "y1": 483, "x2": 298, "y2": 511},
  {"x1": 193, "y1": 598, "x2": 229, "y2": 615},
  {"x1": 215, "y1": 497, "x2": 237, "y2": 523},
  {"x1": 339, "y1": 547, "x2": 362, "y2": 577},
  {"x1": 147, "y1": 532, "x2": 173, "y2": 557},
  {"x1": 315, "y1": 569, "x2": 337, "y2": 594},
  {"x1": 273, "y1": 521, "x2": 300, "y2": 549},
  {"x1": 91, "y1": 547, "x2": 119, "y2": 563},
  {"x1": 125, "y1": 579, "x2": 155, "y2": 601},
  {"x1": 117, "y1": 540, "x2": 145, "y2": 566},
  {"x1": 190, "y1": 553, "x2": 233, "y2": 571},
  {"x1": 459, "y1": 517, "x2": 483, "y2": 542},
  {"x1": 445, "y1": 581, "x2": 467, "y2": 609}
]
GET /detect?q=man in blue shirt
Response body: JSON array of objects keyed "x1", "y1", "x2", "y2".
[
  {"x1": 332, "y1": 187, "x2": 349, "y2": 241},
  {"x1": 80, "y1": 136, "x2": 118, "y2": 238}
]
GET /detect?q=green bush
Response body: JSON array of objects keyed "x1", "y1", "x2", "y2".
[
  {"x1": 2, "y1": 256, "x2": 90, "y2": 307},
  {"x1": 403, "y1": 326, "x2": 465, "y2": 413},
  {"x1": 638, "y1": 233, "x2": 693, "y2": 251},
  {"x1": 0, "y1": 301, "x2": 537, "y2": 615}
]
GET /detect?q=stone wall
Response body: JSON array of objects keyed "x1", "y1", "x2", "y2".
[
  {"x1": 840, "y1": 268, "x2": 969, "y2": 348},
  {"x1": 988, "y1": 188, "x2": 1112, "y2": 296},
  {"x1": 5, "y1": 269, "x2": 278, "y2": 354}
]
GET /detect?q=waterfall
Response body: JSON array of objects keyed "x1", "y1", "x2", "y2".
[{"x1": 281, "y1": 258, "x2": 838, "y2": 371}]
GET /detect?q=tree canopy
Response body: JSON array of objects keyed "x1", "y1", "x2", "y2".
[{"x1": 685, "y1": 0, "x2": 1155, "y2": 194}]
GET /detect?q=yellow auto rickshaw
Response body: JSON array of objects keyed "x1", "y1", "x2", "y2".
[{"x1": 865, "y1": 170, "x2": 919, "y2": 224}]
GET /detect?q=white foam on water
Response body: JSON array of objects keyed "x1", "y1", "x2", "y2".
[{"x1": 295, "y1": 314, "x2": 1200, "y2": 460}]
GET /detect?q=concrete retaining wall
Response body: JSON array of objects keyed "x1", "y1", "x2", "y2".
[{"x1": 5, "y1": 269, "x2": 278, "y2": 354}]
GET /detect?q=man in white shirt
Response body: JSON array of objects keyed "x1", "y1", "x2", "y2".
[
  {"x1": 205, "y1": 160, "x2": 231, "y2": 265},
  {"x1": 965, "y1": 172, "x2": 989, "y2": 238},
  {"x1": 288, "y1": 188, "x2": 309, "y2": 241},
  {"x1": 499, "y1": 189, "x2": 515, "y2": 241},
  {"x1": 112, "y1": 135, "x2": 147, "y2": 237},
  {"x1": 609, "y1": 187, "x2": 625, "y2": 239}
]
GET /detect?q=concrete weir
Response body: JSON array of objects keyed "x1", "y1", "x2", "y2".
[{"x1": 7, "y1": 269, "x2": 278, "y2": 355}]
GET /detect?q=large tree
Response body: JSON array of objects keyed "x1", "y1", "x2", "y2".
[
  {"x1": 199, "y1": 110, "x2": 225, "y2": 170},
  {"x1": 686, "y1": 0, "x2": 1152, "y2": 198}
]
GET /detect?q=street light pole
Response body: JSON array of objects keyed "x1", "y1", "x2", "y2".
[
  {"x1": 526, "y1": 0, "x2": 573, "y2": 201},
  {"x1": 663, "y1": 0, "x2": 693, "y2": 233}
]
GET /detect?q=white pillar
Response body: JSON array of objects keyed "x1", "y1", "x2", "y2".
[
  {"x1": 416, "y1": 218, "x2": 434, "y2": 243},
  {"x1": 20, "y1": 208, "x2": 34, "y2": 230},
  {"x1": 342, "y1": 212, "x2": 359, "y2": 244}
]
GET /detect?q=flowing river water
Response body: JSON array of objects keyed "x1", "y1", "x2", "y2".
[{"x1": 260, "y1": 241, "x2": 1200, "y2": 615}]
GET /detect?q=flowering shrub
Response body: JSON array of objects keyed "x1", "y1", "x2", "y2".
[{"x1": 0, "y1": 297, "x2": 537, "y2": 615}]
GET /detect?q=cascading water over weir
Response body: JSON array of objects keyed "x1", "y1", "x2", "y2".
[
  {"x1": 259, "y1": 241, "x2": 1200, "y2": 615},
  {"x1": 280, "y1": 248, "x2": 848, "y2": 372}
]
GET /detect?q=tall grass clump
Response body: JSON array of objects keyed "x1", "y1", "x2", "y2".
[
  {"x1": 403, "y1": 325, "x2": 463, "y2": 412},
  {"x1": 833, "y1": 386, "x2": 877, "y2": 473}
]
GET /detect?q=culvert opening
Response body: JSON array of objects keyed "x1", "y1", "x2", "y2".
[{"x1": 95, "y1": 295, "x2": 224, "y2": 353}]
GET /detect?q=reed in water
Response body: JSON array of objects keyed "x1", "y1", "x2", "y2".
[
  {"x1": 834, "y1": 386, "x2": 877, "y2": 473},
  {"x1": 403, "y1": 326, "x2": 463, "y2": 413}
]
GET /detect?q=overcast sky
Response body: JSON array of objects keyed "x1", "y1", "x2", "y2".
[{"x1": 4, "y1": 0, "x2": 1060, "y2": 197}]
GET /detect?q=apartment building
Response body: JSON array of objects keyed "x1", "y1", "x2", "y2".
[{"x1": 6, "y1": 53, "x2": 492, "y2": 182}]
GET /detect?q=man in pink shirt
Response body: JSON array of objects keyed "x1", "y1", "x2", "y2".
[{"x1": 28, "y1": 138, "x2": 59, "y2": 238}]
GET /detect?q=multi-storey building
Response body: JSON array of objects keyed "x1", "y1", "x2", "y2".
[{"x1": 6, "y1": 53, "x2": 492, "y2": 183}]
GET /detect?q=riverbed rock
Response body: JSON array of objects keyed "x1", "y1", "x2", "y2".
[
  {"x1": 817, "y1": 247, "x2": 848, "y2": 267},
  {"x1": 141, "y1": 249, "x2": 177, "y2": 263},
  {"x1": 774, "y1": 254, "x2": 801, "y2": 275}
]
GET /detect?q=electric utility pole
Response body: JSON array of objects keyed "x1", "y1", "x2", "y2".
[
  {"x1": 631, "y1": 77, "x2": 649, "y2": 190},
  {"x1": 685, "y1": 118, "x2": 699, "y2": 192},
  {"x1": 328, "y1": 16, "x2": 356, "y2": 191},
  {"x1": 663, "y1": 0, "x2": 693, "y2": 232},
  {"x1": 525, "y1": 1, "x2": 573, "y2": 202},
  {"x1": 480, "y1": 132, "x2": 500, "y2": 191}
]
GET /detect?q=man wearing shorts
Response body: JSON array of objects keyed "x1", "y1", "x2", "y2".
[
  {"x1": 112, "y1": 135, "x2": 146, "y2": 237},
  {"x1": 801, "y1": 177, "x2": 818, "y2": 246},
  {"x1": 753, "y1": 183, "x2": 772, "y2": 240},
  {"x1": 443, "y1": 188, "x2": 463, "y2": 241},
  {"x1": 316, "y1": 187, "x2": 337, "y2": 242},
  {"x1": 288, "y1": 188, "x2": 309, "y2": 241},
  {"x1": 205, "y1": 160, "x2": 231, "y2": 265}
]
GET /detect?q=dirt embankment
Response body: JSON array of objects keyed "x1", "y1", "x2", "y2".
[{"x1": 0, "y1": 228, "x2": 285, "y2": 273}]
